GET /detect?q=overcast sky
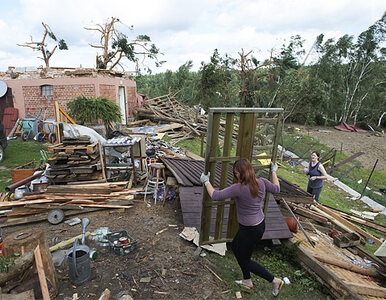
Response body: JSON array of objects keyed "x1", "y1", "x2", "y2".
[{"x1": 0, "y1": 0, "x2": 384, "y2": 73}]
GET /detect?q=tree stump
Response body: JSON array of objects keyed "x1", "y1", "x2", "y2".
[{"x1": 3, "y1": 230, "x2": 57, "y2": 296}]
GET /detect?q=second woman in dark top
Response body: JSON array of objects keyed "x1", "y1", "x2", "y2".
[{"x1": 200, "y1": 158, "x2": 284, "y2": 296}]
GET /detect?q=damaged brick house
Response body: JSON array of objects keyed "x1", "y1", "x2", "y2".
[{"x1": 0, "y1": 66, "x2": 138, "y2": 133}]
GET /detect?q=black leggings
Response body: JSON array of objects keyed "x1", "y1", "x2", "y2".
[{"x1": 231, "y1": 220, "x2": 274, "y2": 282}]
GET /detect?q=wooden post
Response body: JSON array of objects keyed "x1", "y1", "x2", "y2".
[
  {"x1": 214, "y1": 113, "x2": 234, "y2": 240},
  {"x1": 199, "y1": 111, "x2": 220, "y2": 244},
  {"x1": 98, "y1": 141, "x2": 106, "y2": 181}
]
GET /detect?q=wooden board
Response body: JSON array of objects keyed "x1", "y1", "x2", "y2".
[
  {"x1": 34, "y1": 245, "x2": 50, "y2": 300},
  {"x1": 291, "y1": 231, "x2": 384, "y2": 300}
]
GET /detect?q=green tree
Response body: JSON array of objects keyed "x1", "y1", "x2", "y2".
[
  {"x1": 195, "y1": 50, "x2": 233, "y2": 110},
  {"x1": 67, "y1": 96, "x2": 122, "y2": 133},
  {"x1": 313, "y1": 13, "x2": 385, "y2": 125}
]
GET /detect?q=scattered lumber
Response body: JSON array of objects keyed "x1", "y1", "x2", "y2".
[
  {"x1": 285, "y1": 240, "x2": 362, "y2": 299},
  {"x1": 134, "y1": 94, "x2": 208, "y2": 140},
  {"x1": 343, "y1": 281, "x2": 386, "y2": 297},
  {"x1": 311, "y1": 205, "x2": 356, "y2": 234},
  {"x1": 314, "y1": 203, "x2": 382, "y2": 246},
  {"x1": 323, "y1": 204, "x2": 386, "y2": 233},
  {"x1": 306, "y1": 250, "x2": 380, "y2": 278},
  {"x1": 287, "y1": 203, "x2": 329, "y2": 224}
]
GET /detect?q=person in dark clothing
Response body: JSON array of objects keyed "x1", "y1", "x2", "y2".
[
  {"x1": 304, "y1": 151, "x2": 328, "y2": 202},
  {"x1": 200, "y1": 158, "x2": 284, "y2": 296}
]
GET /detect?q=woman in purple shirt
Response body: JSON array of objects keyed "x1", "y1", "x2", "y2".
[{"x1": 201, "y1": 158, "x2": 284, "y2": 296}]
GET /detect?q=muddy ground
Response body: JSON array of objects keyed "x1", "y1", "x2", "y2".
[
  {"x1": 295, "y1": 125, "x2": 386, "y2": 172},
  {"x1": 4, "y1": 199, "x2": 229, "y2": 300}
]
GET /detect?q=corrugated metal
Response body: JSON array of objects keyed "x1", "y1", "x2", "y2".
[{"x1": 103, "y1": 136, "x2": 141, "y2": 146}]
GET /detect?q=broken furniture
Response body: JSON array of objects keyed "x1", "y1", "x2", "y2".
[
  {"x1": 102, "y1": 136, "x2": 140, "y2": 184},
  {"x1": 143, "y1": 163, "x2": 166, "y2": 204}
]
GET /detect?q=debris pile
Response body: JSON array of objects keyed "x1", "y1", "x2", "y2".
[
  {"x1": 135, "y1": 94, "x2": 207, "y2": 141},
  {"x1": 0, "y1": 182, "x2": 135, "y2": 227},
  {"x1": 46, "y1": 136, "x2": 103, "y2": 183}
]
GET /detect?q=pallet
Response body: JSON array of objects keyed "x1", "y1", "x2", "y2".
[{"x1": 48, "y1": 142, "x2": 98, "y2": 154}]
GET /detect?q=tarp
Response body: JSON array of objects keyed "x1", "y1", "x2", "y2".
[{"x1": 334, "y1": 122, "x2": 367, "y2": 132}]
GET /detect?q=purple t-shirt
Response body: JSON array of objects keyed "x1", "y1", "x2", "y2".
[{"x1": 212, "y1": 178, "x2": 280, "y2": 226}]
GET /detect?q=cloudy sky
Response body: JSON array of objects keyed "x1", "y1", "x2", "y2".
[{"x1": 0, "y1": 0, "x2": 384, "y2": 73}]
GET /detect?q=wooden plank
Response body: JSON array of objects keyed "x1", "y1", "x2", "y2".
[
  {"x1": 264, "y1": 114, "x2": 282, "y2": 215},
  {"x1": 315, "y1": 203, "x2": 382, "y2": 246},
  {"x1": 98, "y1": 140, "x2": 106, "y2": 181},
  {"x1": 200, "y1": 111, "x2": 220, "y2": 244},
  {"x1": 288, "y1": 203, "x2": 329, "y2": 224},
  {"x1": 306, "y1": 250, "x2": 380, "y2": 277},
  {"x1": 282, "y1": 196, "x2": 313, "y2": 204},
  {"x1": 326, "y1": 152, "x2": 364, "y2": 172},
  {"x1": 67, "y1": 204, "x2": 133, "y2": 209},
  {"x1": 0, "y1": 208, "x2": 103, "y2": 228},
  {"x1": 324, "y1": 204, "x2": 386, "y2": 233},
  {"x1": 343, "y1": 281, "x2": 386, "y2": 297},
  {"x1": 46, "y1": 185, "x2": 113, "y2": 194},
  {"x1": 285, "y1": 240, "x2": 362, "y2": 299},
  {"x1": 34, "y1": 245, "x2": 50, "y2": 300},
  {"x1": 214, "y1": 113, "x2": 234, "y2": 240}
]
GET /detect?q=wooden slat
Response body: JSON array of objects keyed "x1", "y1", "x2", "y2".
[
  {"x1": 200, "y1": 112, "x2": 220, "y2": 244},
  {"x1": 214, "y1": 113, "x2": 234, "y2": 240},
  {"x1": 343, "y1": 282, "x2": 386, "y2": 297}
]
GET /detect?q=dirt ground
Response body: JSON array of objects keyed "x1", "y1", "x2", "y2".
[
  {"x1": 2, "y1": 125, "x2": 385, "y2": 299},
  {"x1": 3, "y1": 200, "x2": 229, "y2": 300},
  {"x1": 296, "y1": 125, "x2": 386, "y2": 172}
]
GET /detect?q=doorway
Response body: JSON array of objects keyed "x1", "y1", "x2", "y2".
[{"x1": 118, "y1": 86, "x2": 126, "y2": 124}]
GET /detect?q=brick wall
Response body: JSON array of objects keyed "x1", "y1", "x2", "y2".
[
  {"x1": 99, "y1": 84, "x2": 116, "y2": 101},
  {"x1": 23, "y1": 84, "x2": 96, "y2": 119},
  {"x1": 126, "y1": 86, "x2": 137, "y2": 117}
]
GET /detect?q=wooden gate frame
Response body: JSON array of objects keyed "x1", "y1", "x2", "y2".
[{"x1": 199, "y1": 107, "x2": 283, "y2": 245}]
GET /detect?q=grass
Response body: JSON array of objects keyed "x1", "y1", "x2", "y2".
[
  {"x1": 0, "y1": 139, "x2": 48, "y2": 192},
  {"x1": 207, "y1": 240, "x2": 326, "y2": 299},
  {"x1": 282, "y1": 129, "x2": 385, "y2": 208}
]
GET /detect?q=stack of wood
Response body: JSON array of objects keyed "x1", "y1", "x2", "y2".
[
  {"x1": 135, "y1": 94, "x2": 207, "y2": 140},
  {"x1": 46, "y1": 136, "x2": 103, "y2": 183},
  {"x1": 0, "y1": 182, "x2": 136, "y2": 228}
]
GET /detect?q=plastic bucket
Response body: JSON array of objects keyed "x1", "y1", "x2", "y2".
[{"x1": 67, "y1": 239, "x2": 90, "y2": 285}]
